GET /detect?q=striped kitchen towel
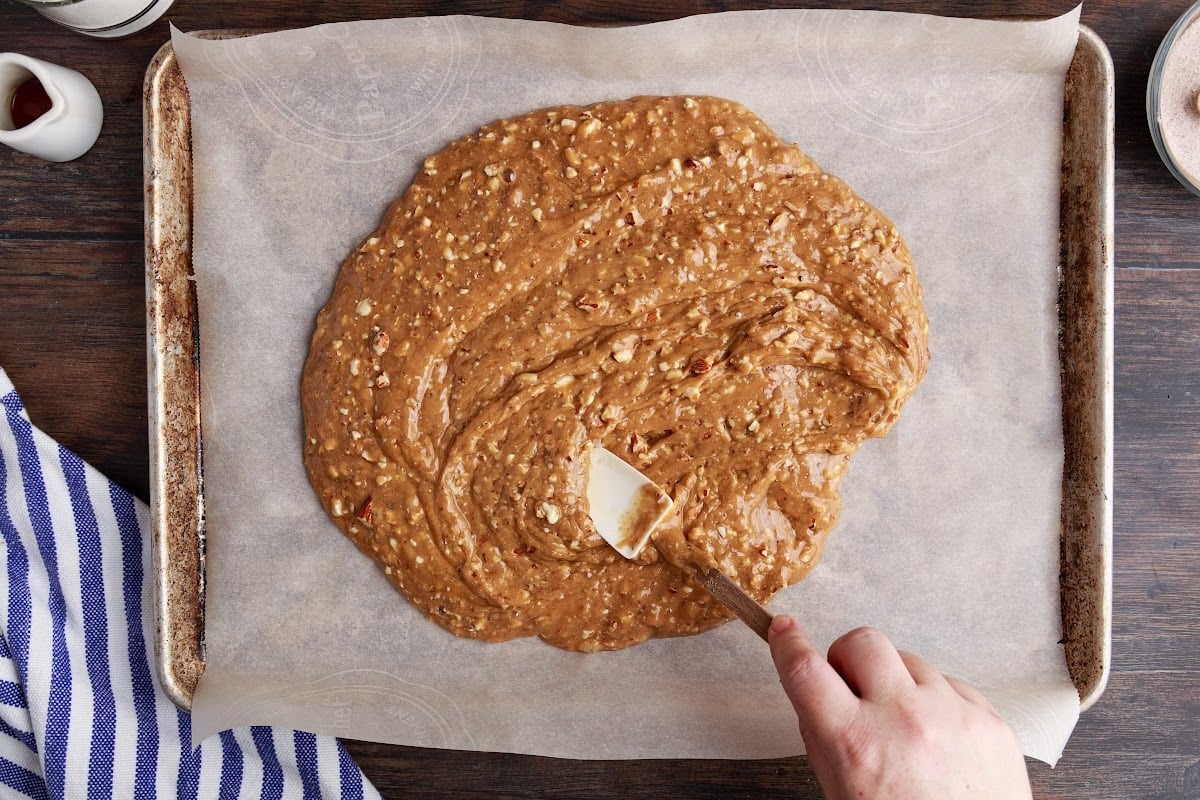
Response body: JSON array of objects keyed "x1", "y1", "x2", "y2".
[{"x1": 0, "y1": 367, "x2": 382, "y2": 799}]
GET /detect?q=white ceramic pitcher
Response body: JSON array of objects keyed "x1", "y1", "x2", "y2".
[{"x1": 0, "y1": 53, "x2": 103, "y2": 162}]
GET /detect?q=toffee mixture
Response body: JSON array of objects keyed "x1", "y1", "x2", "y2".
[{"x1": 301, "y1": 96, "x2": 929, "y2": 651}]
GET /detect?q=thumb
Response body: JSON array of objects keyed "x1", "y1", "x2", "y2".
[{"x1": 769, "y1": 616, "x2": 856, "y2": 735}]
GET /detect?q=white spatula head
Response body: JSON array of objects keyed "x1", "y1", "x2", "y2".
[{"x1": 586, "y1": 446, "x2": 673, "y2": 559}]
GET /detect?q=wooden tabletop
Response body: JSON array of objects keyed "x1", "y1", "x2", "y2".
[{"x1": 1, "y1": 0, "x2": 1196, "y2": 797}]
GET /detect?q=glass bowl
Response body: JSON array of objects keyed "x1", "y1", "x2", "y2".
[{"x1": 1148, "y1": 0, "x2": 1200, "y2": 197}]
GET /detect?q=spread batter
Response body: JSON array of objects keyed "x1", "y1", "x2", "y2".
[{"x1": 301, "y1": 96, "x2": 929, "y2": 651}]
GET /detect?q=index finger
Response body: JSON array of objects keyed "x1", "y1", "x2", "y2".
[{"x1": 768, "y1": 616, "x2": 859, "y2": 738}]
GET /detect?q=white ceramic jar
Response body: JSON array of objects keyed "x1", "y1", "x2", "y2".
[
  {"x1": 12, "y1": 0, "x2": 175, "y2": 38},
  {"x1": 1148, "y1": 0, "x2": 1200, "y2": 197}
]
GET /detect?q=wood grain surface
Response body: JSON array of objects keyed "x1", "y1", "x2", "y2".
[{"x1": 1, "y1": 1, "x2": 1197, "y2": 797}]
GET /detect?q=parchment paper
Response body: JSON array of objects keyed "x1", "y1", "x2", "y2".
[{"x1": 173, "y1": 7, "x2": 1083, "y2": 765}]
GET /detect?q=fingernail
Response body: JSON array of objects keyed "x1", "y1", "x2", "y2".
[{"x1": 769, "y1": 615, "x2": 793, "y2": 634}]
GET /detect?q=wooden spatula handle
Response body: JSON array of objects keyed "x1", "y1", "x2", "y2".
[{"x1": 698, "y1": 567, "x2": 774, "y2": 641}]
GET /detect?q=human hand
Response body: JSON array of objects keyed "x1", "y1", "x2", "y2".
[{"x1": 768, "y1": 616, "x2": 1032, "y2": 800}]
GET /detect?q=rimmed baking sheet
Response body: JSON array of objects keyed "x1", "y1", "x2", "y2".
[{"x1": 144, "y1": 24, "x2": 1113, "y2": 714}]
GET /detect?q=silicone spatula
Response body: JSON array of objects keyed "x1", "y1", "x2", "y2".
[{"x1": 586, "y1": 445, "x2": 774, "y2": 641}]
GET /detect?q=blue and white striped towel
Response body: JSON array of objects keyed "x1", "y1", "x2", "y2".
[{"x1": 0, "y1": 368, "x2": 382, "y2": 799}]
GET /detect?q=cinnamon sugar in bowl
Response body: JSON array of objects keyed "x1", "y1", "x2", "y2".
[{"x1": 1149, "y1": 0, "x2": 1200, "y2": 197}]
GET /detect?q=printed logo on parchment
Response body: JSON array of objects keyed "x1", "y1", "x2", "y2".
[
  {"x1": 232, "y1": 669, "x2": 475, "y2": 748},
  {"x1": 796, "y1": 12, "x2": 1067, "y2": 153},
  {"x1": 217, "y1": 18, "x2": 479, "y2": 163}
]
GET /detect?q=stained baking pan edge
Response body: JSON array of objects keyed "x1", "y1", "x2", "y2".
[
  {"x1": 144, "y1": 25, "x2": 1115, "y2": 714},
  {"x1": 1058, "y1": 24, "x2": 1114, "y2": 712},
  {"x1": 145, "y1": 37, "x2": 205, "y2": 711}
]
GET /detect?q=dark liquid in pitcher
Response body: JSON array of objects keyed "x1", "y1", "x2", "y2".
[{"x1": 10, "y1": 77, "x2": 53, "y2": 129}]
